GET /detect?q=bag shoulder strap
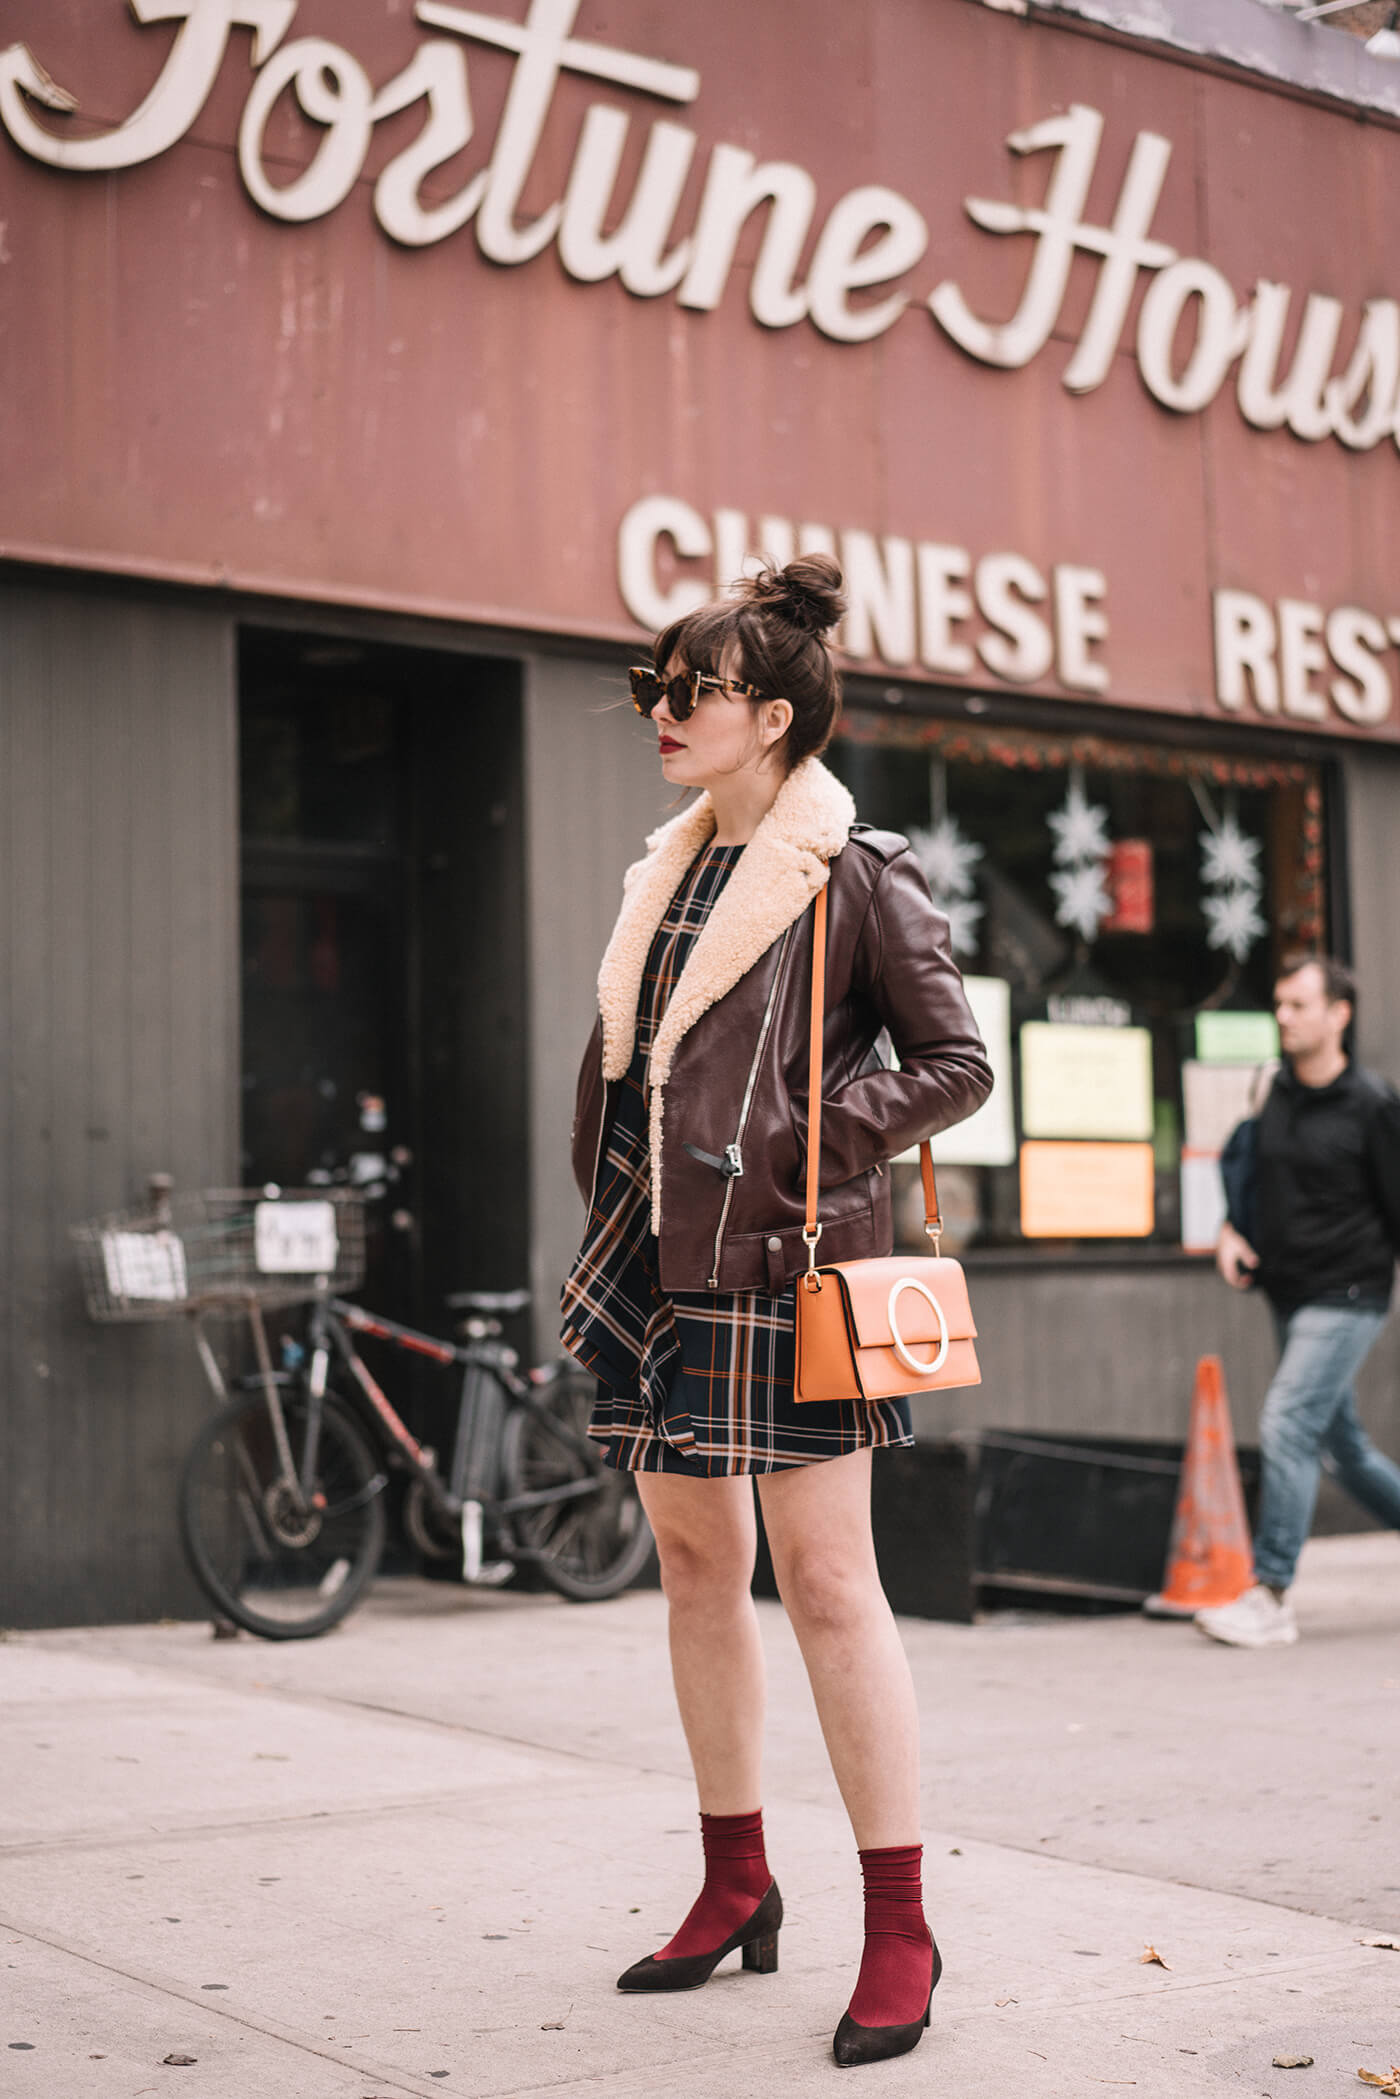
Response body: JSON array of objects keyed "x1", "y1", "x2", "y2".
[{"x1": 803, "y1": 881, "x2": 942, "y2": 1272}]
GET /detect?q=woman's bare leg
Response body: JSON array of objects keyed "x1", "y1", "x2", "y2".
[
  {"x1": 756, "y1": 1450, "x2": 919, "y2": 1847},
  {"x1": 635, "y1": 1471, "x2": 765, "y2": 1812}
]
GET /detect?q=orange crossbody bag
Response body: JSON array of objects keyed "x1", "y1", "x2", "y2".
[{"x1": 793, "y1": 882, "x2": 982, "y2": 1404}]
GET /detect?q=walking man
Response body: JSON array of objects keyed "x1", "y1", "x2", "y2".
[{"x1": 1199, "y1": 954, "x2": 1400, "y2": 1648}]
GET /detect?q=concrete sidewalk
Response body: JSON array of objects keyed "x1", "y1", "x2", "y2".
[{"x1": 2, "y1": 1534, "x2": 1397, "y2": 2098}]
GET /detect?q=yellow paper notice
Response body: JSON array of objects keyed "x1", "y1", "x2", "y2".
[
  {"x1": 1020, "y1": 1141, "x2": 1156, "y2": 1237},
  {"x1": 1020, "y1": 1023, "x2": 1154, "y2": 1141}
]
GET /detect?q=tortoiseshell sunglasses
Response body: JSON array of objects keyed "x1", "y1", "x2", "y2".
[{"x1": 629, "y1": 665, "x2": 766, "y2": 723}]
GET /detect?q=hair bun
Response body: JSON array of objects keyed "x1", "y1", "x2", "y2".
[{"x1": 744, "y1": 555, "x2": 846, "y2": 637}]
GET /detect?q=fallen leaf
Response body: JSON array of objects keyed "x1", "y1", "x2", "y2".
[
  {"x1": 161, "y1": 2055, "x2": 198, "y2": 2067},
  {"x1": 1358, "y1": 2071, "x2": 1400, "y2": 2095},
  {"x1": 1273, "y1": 2056, "x2": 1314, "y2": 2068},
  {"x1": 1140, "y1": 1945, "x2": 1172, "y2": 1970},
  {"x1": 1360, "y1": 1935, "x2": 1400, "y2": 1951}
]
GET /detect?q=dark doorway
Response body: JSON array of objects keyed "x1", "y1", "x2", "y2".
[{"x1": 237, "y1": 630, "x2": 529, "y2": 1345}]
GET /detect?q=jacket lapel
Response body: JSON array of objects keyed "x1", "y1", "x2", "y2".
[
  {"x1": 596, "y1": 795, "x2": 715, "y2": 1081},
  {"x1": 595, "y1": 757, "x2": 856, "y2": 1088}
]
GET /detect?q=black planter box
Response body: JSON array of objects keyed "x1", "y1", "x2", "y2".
[
  {"x1": 751, "y1": 1432, "x2": 1262, "y2": 1624},
  {"x1": 973, "y1": 1430, "x2": 1261, "y2": 1609}
]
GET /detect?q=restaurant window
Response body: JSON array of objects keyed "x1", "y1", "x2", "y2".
[{"x1": 828, "y1": 716, "x2": 1328, "y2": 1261}]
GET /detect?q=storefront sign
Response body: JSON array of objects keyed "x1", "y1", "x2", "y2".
[
  {"x1": 928, "y1": 976, "x2": 1016, "y2": 1170},
  {"x1": 6, "y1": 11, "x2": 1398, "y2": 459},
  {"x1": 1102, "y1": 841, "x2": 1154, "y2": 935},
  {"x1": 618, "y1": 494, "x2": 1400, "y2": 726},
  {"x1": 5, "y1": 1, "x2": 1400, "y2": 739},
  {"x1": 1019, "y1": 1141, "x2": 1156, "y2": 1238},
  {"x1": 1195, "y1": 1012, "x2": 1280, "y2": 1064},
  {"x1": 1020, "y1": 1023, "x2": 1154, "y2": 1143}
]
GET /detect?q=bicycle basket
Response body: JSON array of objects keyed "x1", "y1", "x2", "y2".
[{"x1": 71, "y1": 1188, "x2": 366, "y2": 1322}]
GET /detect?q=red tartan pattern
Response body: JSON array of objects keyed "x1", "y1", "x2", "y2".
[{"x1": 561, "y1": 843, "x2": 913, "y2": 1475}]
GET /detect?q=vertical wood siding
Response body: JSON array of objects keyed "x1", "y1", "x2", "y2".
[
  {"x1": 0, "y1": 579, "x2": 238, "y2": 1626},
  {"x1": 1331, "y1": 747, "x2": 1400, "y2": 1489},
  {"x1": 522, "y1": 653, "x2": 671, "y2": 1360}
]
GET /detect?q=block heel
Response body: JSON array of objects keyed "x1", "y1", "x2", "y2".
[{"x1": 741, "y1": 1929, "x2": 779, "y2": 1974}]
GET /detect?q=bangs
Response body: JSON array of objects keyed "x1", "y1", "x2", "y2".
[{"x1": 653, "y1": 598, "x2": 754, "y2": 682}]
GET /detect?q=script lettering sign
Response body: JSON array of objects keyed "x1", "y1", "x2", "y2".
[{"x1": 3, "y1": 2, "x2": 1398, "y2": 455}]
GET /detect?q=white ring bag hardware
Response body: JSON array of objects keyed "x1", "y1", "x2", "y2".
[{"x1": 887, "y1": 1276, "x2": 950, "y2": 1376}]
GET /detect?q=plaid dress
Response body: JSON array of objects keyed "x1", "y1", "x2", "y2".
[{"x1": 561, "y1": 842, "x2": 914, "y2": 1476}]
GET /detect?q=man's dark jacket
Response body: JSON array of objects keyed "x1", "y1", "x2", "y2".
[{"x1": 1228, "y1": 1060, "x2": 1400, "y2": 1311}]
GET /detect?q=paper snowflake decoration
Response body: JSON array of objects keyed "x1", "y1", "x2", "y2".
[
  {"x1": 1199, "y1": 818, "x2": 1263, "y2": 895},
  {"x1": 942, "y1": 895, "x2": 985, "y2": 958},
  {"x1": 1202, "y1": 886, "x2": 1268, "y2": 963},
  {"x1": 910, "y1": 818, "x2": 983, "y2": 900},
  {"x1": 1049, "y1": 861, "x2": 1113, "y2": 943},
  {"x1": 1048, "y1": 780, "x2": 1111, "y2": 868}
]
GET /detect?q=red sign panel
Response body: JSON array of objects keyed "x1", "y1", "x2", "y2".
[
  {"x1": 2, "y1": 3, "x2": 1399, "y2": 738},
  {"x1": 1103, "y1": 840, "x2": 1156, "y2": 935}
]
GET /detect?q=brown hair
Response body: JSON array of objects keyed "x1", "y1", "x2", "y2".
[
  {"x1": 653, "y1": 554, "x2": 846, "y2": 771},
  {"x1": 1277, "y1": 950, "x2": 1356, "y2": 1011}
]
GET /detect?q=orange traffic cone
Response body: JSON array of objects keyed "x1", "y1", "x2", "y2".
[{"x1": 1143, "y1": 1354, "x2": 1254, "y2": 1617}]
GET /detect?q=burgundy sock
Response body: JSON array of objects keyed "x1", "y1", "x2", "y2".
[
  {"x1": 846, "y1": 1844, "x2": 934, "y2": 2028},
  {"x1": 656, "y1": 1810, "x2": 771, "y2": 1961}
]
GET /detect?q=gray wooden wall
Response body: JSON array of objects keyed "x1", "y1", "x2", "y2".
[
  {"x1": 522, "y1": 652, "x2": 670, "y2": 1349},
  {"x1": 0, "y1": 579, "x2": 238, "y2": 1626}
]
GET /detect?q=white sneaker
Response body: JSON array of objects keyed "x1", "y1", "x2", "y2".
[{"x1": 1195, "y1": 1584, "x2": 1298, "y2": 1648}]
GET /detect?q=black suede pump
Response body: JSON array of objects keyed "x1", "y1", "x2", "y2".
[
  {"x1": 615, "y1": 1880, "x2": 783, "y2": 1993},
  {"x1": 832, "y1": 1938, "x2": 942, "y2": 2067}
]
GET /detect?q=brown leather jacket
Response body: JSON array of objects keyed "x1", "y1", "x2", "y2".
[{"x1": 570, "y1": 757, "x2": 992, "y2": 1295}]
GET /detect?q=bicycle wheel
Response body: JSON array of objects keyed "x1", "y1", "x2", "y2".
[
  {"x1": 502, "y1": 1371, "x2": 654, "y2": 1601},
  {"x1": 179, "y1": 1390, "x2": 386, "y2": 1639}
]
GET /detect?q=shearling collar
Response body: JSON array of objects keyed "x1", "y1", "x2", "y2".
[{"x1": 596, "y1": 756, "x2": 856, "y2": 1226}]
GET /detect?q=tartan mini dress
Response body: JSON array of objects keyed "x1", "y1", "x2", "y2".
[{"x1": 561, "y1": 841, "x2": 915, "y2": 1476}]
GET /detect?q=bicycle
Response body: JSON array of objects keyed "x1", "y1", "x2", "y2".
[{"x1": 73, "y1": 1180, "x2": 653, "y2": 1640}]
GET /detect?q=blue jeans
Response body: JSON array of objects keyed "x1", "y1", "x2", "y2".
[{"x1": 1253, "y1": 1301, "x2": 1400, "y2": 1589}]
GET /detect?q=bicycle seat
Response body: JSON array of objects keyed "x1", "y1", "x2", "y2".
[{"x1": 444, "y1": 1287, "x2": 531, "y2": 1315}]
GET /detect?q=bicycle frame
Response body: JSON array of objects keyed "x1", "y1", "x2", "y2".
[{"x1": 196, "y1": 1292, "x2": 608, "y2": 1571}]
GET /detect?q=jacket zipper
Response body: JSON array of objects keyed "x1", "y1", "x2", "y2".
[
  {"x1": 586, "y1": 1056, "x2": 608, "y2": 1219},
  {"x1": 707, "y1": 926, "x2": 793, "y2": 1288}
]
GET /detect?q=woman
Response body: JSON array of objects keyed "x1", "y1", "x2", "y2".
[{"x1": 562, "y1": 555, "x2": 992, "y2": 2068}]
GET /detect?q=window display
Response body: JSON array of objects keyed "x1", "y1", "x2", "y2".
[{"x1": 830, "y1": 714, "x2": 1326, "y2": 1258}]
